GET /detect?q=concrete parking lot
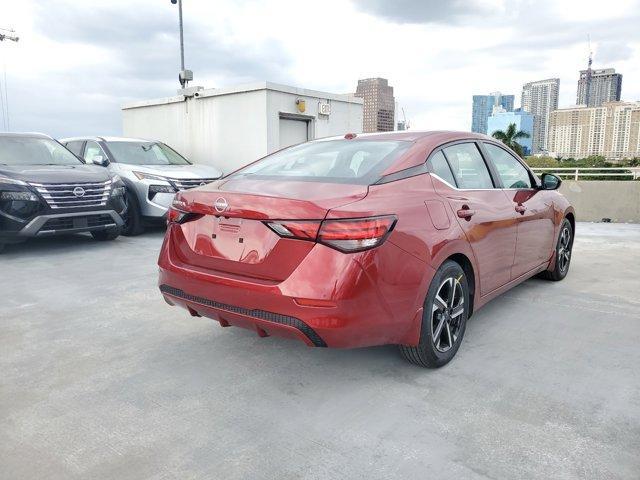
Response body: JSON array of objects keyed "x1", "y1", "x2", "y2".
[{"x1": 1, "y1": 223, "x2": 639, "y2": 480}]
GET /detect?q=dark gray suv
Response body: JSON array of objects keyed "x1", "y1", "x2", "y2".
[{"x1": 0, "y1": 133, "x2": 126, "y2": 253}]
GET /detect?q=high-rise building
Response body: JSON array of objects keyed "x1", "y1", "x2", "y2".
[
  {"x1": 471, "y1": 92, "x2": 514, "y2": 134},
  {"x1": 576, "y1": 55, "x2": 622, "y2": 107},
  {"x1": 548, "y1": 101, "x2": 640, "y2": 160},
  {"x1": 487, "y1": 108, "x2": 535, "y2": 156},
  {"x1": 521, "y1": 78, "x2": 560, "y2": 153},
  {"x1": 355, "y1": 78, "x2": 395, "y2": 132}
]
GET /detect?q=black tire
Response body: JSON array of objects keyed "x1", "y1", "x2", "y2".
[
  {"x1": 400, "y1": 260, "x2": 470, "y2": 368},
  {"x1": 91, "y1": 228, "x2": 121, "y2": 241},
  {"x1": 541, "y1": 218, "x2": 573, "y2": 281},
  {"x1": 121, "y1": 189, "x2": 144, "y2": 236}
]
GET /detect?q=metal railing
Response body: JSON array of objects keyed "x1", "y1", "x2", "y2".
[{"x1": 530, "y1": 167, "x2": 640, "y2": 180}]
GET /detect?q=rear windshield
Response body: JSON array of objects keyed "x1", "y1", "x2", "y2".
[
  {"x1": 230, "y1": 139, "x2": 411, "y2": 184},
  {"x1": 0, "y1": 137, "x2": 82, "y2": 166},
  {"x1": 106, "y1": 141, "x2": 191, "y2": 166}
]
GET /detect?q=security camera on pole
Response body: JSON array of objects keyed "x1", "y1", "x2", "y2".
[{"x1": 171, "y1": 0, "x2": 193, "y2": 89}]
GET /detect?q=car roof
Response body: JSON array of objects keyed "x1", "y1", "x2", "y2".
[
  {"x1": 316, "y1": 130, "x2": 492, "y2": 142},
  {"x1": 0, "y1": 132, "x2": 53, "y2": 140},
  {"x1": 59, "y1": 136, "x2": 152, "y2": 143}
]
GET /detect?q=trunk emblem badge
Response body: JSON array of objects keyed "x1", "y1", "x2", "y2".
[
  {"x1": 73, "y1": 186, "x2": 86, "y2": 197},
  {"x1": 214, "y1": 197, "x2": 228, "y2": 213}
]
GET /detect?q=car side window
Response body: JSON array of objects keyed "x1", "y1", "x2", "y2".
[
  {"x1": 84, "y1": 141, "x2": 105, "y2": 163},
  {"x1": 427, "y1": 151, "x2": 457, "y2": 187},
  {"x1": 484, "y1": 143, "x2": 532, "y2": 189},
  {"x1": 65, "y1": 141, "x2": 84, "y2": 157},
  {"x1": 442, "y1": 143, "x2": 494, "y2": 189}
]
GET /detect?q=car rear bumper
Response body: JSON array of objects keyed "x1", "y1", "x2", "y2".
[{"x1": 158, "y1": 227, "x2": 427, "y2": 349}]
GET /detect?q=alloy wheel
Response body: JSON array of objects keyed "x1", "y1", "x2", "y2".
[
  {"x1": 557, "y1": 226, "x2": 572, "y2": 273},
  {"x1": 431, "y1": 276, "x2": 465, "y2": 353}
]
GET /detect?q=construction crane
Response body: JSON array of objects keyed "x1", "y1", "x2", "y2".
[{"x1": 0, "y1": 27, "x2": 19, "y2": 43}]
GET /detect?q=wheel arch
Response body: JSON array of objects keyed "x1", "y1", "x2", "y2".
[
  {"x1": 565, "y1": 211, "x2": 575, "y2": 234},
  {"x1": 445, "y1": 253, "x2": 476, "y2": 317}
]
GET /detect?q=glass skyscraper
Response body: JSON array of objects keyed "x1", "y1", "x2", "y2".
[{"x1": 471, "y1": 92, "x2": 515, "y2": 134}]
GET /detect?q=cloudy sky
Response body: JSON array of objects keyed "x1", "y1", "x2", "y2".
[{"x1": 0, "y1": 0, "x2": 639, "y2": 138}]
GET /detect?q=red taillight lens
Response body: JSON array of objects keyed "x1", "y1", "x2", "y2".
[
  {"x1": 265, "y1": 215, "x2": 396, "y2": 253},
  {"x1": 318, "y1": 215, "x2": 397, "y2": 252},
  {"x1": 167, "y1": 207, "x2": 186, "y2": 224},
  {"x1": 265, "y1": 220, "x2": 321, "y2": 240}
]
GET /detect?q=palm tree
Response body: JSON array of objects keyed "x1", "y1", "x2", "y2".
[{"x1": 491, "y1": 123, "x2": 530, "y2": 158}]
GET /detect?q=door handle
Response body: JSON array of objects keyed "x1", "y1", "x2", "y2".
[
  {"x1": 457, "y1": 207, "x2": 476, "y2": 219},
  {"x1": 515, "y1": 205, "x2": 526, "y2": 214}
]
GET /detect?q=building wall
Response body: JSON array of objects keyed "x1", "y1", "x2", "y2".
[
  {"x1": 576, "y1": 68, "x2": 623, "y2": 107},
  {"x1": 265, "y1": 90, "x2": 363, "y2": 154},
  {"x1": 549, "y1": 102, "x2": 640, "y2": 159},
  {"x1": 471, "y1": 93, "x2": 515, "y2": 134},
  {"x1": 122, "y1": 82, "x2": 363, "y2": 174},
  {"x1": 487, "y1": 111, "x2": 534, "y2": 155},
  {"x1": 521, "y1": 78, "x2": 560, "y2": 153},
  {"x1": 355, "y1": 78, "x2": 395, "y2": 133},
  {"x1": 123, "y1": 90, "x2": 269, "y2": 174}
]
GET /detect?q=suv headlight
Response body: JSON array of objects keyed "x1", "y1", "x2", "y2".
[
  {"x1": 133, "y1": 171, "x2": 170, "y2": 182},
  {"x1": 0, "y1": 175, "x2": 27, "y2": 186},
  {"x1": 0, "y1": 191, "x2": 38, "y2": 201}
]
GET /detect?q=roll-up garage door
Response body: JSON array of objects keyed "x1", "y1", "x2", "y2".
[{"x1": 279, "y1": 118, "x2": 309, "y2": 149}]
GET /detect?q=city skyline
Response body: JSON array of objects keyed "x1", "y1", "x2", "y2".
[{"x1": 0, "y1": 0, "x2": 639, "y2": 137}]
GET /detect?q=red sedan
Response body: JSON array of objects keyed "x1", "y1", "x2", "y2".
[{"x1": 158, "y1": 131, "x2": 574, "y2": 367}]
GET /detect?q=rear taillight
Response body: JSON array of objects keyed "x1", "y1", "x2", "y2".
[
  {"x1": 167, "y1": 207, "x2": 186, "y2": 224},
  {"x1": 318, "y1": 216, "x2": 396, "y2": 252},
  {"x1": 265, "y1": 215, "x2": 396, "y2": 253},
  {"x1": 167, "y1": 197, "x2": 202, "y2": 225},
  {"x1": 265, "y1": 220, "x2": 321, "y2": 240}
]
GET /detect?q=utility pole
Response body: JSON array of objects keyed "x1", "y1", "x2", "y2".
[
  {"x1": 0, "y1": 27, "x2": 19, "y2": 131},
  {"x1": 170, "y1": 0, "x2": 192, "y2": 89}
]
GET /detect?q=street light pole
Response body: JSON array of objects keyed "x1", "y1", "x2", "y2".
[
  {"x1": 171, "y1": 0, "x2": 192, "y2": 89},
  {"x1": 0, "y1": 27, "x2": 19, "y2": 131}
]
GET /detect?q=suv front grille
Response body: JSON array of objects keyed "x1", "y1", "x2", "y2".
[
  {"x1": 30, "y1": 180, "x2": 112, "y2": 209},
  {"x1": 169, "y1": 178, "x2": 218, "y2": 190}
]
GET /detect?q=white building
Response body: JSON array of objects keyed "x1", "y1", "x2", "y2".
[
  {"x1": 122, "y1": 82, "x2": 364, "y2": 174},
  {"x1": 548, "y1": 101, "x2": 640, "y2": 160},
  {"x1": 521, "y1": 78, "x2": 560, "y2": 154}
]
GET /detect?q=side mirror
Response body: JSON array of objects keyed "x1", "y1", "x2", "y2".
[
  {"x1": 92, "y1": 155, "x2": 109, "y2": 167},
  {"x1": 541, "y1": 172, "x2": 561, "y2": 190}
]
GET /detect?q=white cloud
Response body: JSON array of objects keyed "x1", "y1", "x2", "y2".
[{"x1": 0, "y1": 0, "x2": 638, "y2": 137}]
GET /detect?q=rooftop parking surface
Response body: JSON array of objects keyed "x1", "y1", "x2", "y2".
[{"x1": 1, "y1": 222, "x2": 639, "y2": 479}]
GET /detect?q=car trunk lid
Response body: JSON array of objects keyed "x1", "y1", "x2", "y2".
[{"x1": 170, "y1": 179, "x2": 368, "y2": 281}]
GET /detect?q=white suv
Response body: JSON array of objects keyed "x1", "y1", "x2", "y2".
[{"x1": 60, "y1": 137, "x2": 222, "y2": 235}]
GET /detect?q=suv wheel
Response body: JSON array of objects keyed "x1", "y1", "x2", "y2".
[
  {"x1": 122, "y1": 189, "x2": 144, "y2": 236},
  {"x1": 91, "y1": 228, "x2": 121, "y2": 241},
  {"x1": 399, "y1": 260, "x2": 469, "y2": 368},
  {"x1": 541, "y1": 218, "x2": 573, "y2": 281}
]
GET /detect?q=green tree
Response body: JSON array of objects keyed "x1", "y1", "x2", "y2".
[{"x1": 491, "y1": 123, "x2": 531, "y2": 158}]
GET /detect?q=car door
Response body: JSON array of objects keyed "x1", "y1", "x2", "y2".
[
  {"x1": 481, "y1": 142, "x2": 555, "y2": 278},
  {"x1": 429, "y1": 142, "x2": 518, "y2": 296}
]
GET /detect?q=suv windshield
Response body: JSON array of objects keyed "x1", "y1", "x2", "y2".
[
  {"x1": 107, "y1": 141, "x2": 191, "y2": 166},
  {"x1": 0, "y1": 137, "x2": 82, "y2": 166},
  {"x1": 231, "y1": 139, "x2": 411, "y2": 184}
]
